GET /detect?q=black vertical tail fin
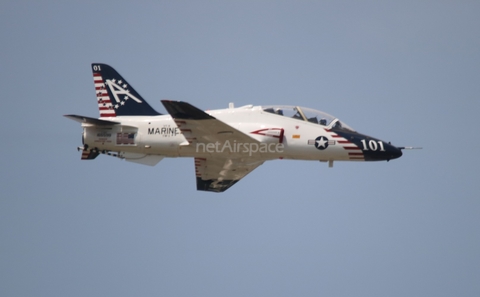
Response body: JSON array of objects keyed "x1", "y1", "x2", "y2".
[{"x1": 91, "y1": 63, "x2": 161, "y2": 117}]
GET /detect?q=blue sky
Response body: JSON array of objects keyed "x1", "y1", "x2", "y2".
[{"x1": 1, "y1": 1, "x2": 479, "y2": 296}]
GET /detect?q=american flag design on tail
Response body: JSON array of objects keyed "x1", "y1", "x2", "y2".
[
  {"x1": 93, "y1": 72, "x2": 116, "y2": 117},
  {"x1": 91, "y1": 64, "x2": 160, "y2": 117}
]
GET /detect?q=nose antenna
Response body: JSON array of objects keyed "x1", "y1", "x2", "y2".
[{"x1": 398, "y1": 146, "x2": 423, "y2": 150}]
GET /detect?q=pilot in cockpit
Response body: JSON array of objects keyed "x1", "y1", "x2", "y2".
[
  {"x1": 274, "y1": 108, "x2": 283, "y2": 115},
  {"x1": 292, "y1": 108, "x2": 302, "y2": 119},
  {"x1": 319, "y1": 118, "x2": 327, "y2": 126}
]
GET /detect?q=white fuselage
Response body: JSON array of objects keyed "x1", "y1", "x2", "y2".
[{"x1": 82, "y1": 105, "x2": 362, "y2": 163}]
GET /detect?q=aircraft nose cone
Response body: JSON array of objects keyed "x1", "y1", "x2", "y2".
[{"x1": 389, "y1": 146, "x2": 403, "y2": 160}]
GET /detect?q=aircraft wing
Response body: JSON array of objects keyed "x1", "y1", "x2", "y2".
[
  {"x1": 161, "y1": 100, "x2": 260, "y2": 145},
  {"x1": 194, "y1": 157, "x2": 264, "y2": 192},
  {"x1": 161, "y1": 101, "x2": 264, "y2": 192}
]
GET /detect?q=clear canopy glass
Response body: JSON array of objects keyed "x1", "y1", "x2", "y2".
[{"x1": 262, "y1": 105, "x2": 355, "y2": 131}]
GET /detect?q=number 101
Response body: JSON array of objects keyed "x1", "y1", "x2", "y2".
[{"x1": 360, "y1": 139, "x2": 385, "y2": 151}]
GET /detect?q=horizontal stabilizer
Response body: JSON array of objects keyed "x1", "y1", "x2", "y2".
[{"x1": 64, "y1": 114, "x2": 120, "y2": 125}]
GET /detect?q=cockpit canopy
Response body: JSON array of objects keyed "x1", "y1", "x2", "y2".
[{"x1": 262, "y1": 105, "x2": 355, "y2": 131}]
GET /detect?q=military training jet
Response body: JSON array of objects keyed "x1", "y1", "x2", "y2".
[{"x1": 65, "y1": 64, "x2": 416, "y2": 192}]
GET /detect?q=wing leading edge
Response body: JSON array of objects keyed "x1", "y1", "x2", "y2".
[{"x1": 161, "y1": 100, "x2": 259, "y2": 145}]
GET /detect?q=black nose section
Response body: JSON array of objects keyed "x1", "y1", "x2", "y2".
[
  {"x1": 361, "y1": 141, "x2": 403, "y2": 161},
  {"x1": 387, "y1": 145, "x2": 403, "y2": 161},
  {"x1": 327, "y1": 129, "x2": 403, "y2": 161}
]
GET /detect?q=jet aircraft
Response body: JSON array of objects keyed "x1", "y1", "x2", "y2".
[{"x1": 65, "y1": 64, "x2": 413, "y2": 192}]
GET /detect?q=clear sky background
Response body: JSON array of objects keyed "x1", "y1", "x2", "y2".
[{"x1": 1, "y1": 1, "x2": 479, "y2": 296}]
